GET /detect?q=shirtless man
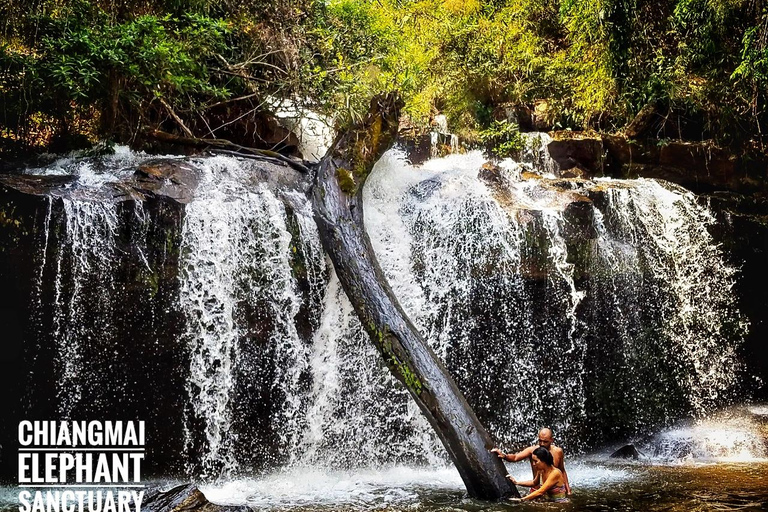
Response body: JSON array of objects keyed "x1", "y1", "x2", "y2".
[{"x1": 491, "y1": 427, "x2": 572, "y2": 495}]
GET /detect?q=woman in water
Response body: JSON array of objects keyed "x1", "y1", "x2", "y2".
[{"x1": 507, "y1": 446, "x2": 569, "y2": 503}]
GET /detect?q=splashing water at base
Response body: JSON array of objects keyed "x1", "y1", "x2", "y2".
[
  {"x1": 198, "y1": 462, "x2": 639, "y2": 510},
  {"x1": 641, "y1": 408, "x2": 768, "y2": 464},
  {"x1": 179, "y1": 155, "x2": 323, "y2": 478}
]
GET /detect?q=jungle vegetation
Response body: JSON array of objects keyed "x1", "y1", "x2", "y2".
[{"x1": 1, "y1": 0, "x2": 767, "y2": 156}]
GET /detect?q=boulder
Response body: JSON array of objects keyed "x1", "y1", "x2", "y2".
[
  {"x1": 143, "y1": 484, "x2": 248, "y2": 512},
  {"x1": 610, "y1": 444, "x2": 642, "y2": 460},
  {"x1": 131, "y1": 161, "x2": 200, "y2": 204},
  {"x1": 547, "y1": 135, "x2": 604, "y2": 174}
]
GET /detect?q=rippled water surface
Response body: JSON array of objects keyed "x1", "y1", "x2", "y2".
[
  {"x1": 194, "y1": 460, "x2": 768, "y2": 511},
  {"x1": 4, "y1": 459, "x2": 766, "y2": 511}
]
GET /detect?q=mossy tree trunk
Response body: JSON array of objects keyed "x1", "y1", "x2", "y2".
[{"x1": 311, "y1": 94, "x2": 519, "y2": 500}]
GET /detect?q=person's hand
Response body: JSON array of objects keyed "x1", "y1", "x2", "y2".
[
  {"x1": 506, "y1": 474, "x2": 517, "y2": 484},
  {"x1": 508, "y1": 498, "x2": 522, "y2": 503},
  {"x1": 491, "y1": 448, "x2": 505, "y2": 459}
]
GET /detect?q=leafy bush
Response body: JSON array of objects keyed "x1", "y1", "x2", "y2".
[
  {"x1": 479, "y1": 120, "x2": 525, "y2": 158},
  {"x1": 1, "y1": 7, "x2": 232, "y2": 150}
]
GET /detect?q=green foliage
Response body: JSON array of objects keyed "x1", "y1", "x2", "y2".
[
  {"x1": 3, "y1": 0, "x2": 768, "y2": 153},
  {"x1": 1, "y1": 5, "x2": 233, "y2": 149},
  {"x1": 479, "y1": 120, "x2": 525, "y2": 158},
  {"x1": 36, "y1": 13, "x2": 229, "y2": 100},
  {"x1": 732, "y1": 12, "x2": 768, "y2": 83}
]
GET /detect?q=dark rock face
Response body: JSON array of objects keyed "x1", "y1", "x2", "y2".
[
  {"x1": 547, "y1": 133, "x2": 766, "y2": 195},
  {"x1": 547, "y1": 136, "x2": 605, "y2": 173},
  {"x1": 0, "y1": 179, "x2": 190, "y2": 480}
]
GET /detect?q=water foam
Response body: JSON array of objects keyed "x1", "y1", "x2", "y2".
[
  {"x1": 201, "y1": 466, "x2": 463, "y2": 508},
  {"x1": 644, "y1": 414, "x2": 767, "y2": 463}
]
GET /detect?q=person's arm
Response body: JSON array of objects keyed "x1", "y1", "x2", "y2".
[
  {"x1": 505, "y1": 474, "x2": 535, "y2": 487},
  {"x1": 491, "y1": 446, "x2": 534, "y2": 462},
  {"x1": 555, "y1": 451, "x2": 572, "y2": 495},
  {"x1": 521, "y1": 469, "x2": 561, "y2": 501}
]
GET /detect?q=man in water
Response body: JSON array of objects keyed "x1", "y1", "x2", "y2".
[{"x1": 491, "y1": 427, "x2": 572, "y2": 495}]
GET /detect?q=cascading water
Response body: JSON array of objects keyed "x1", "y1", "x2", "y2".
[
  {"x1": 51, "y1": 200, "x2": 120, "y2": 417},
  {"x1": 176, "y1": 156, "x2": 327, "y2": 478},
  {"x1": 286, "y1": 269, "x2": 443, "y2": 468},
  {"x1": 590, "y1": 180, "x2": 745, "y2": 410},
  {"x1": 643, "y1": 414, "x2": 767, "y2": 463},
  {"x1": 362, "y1": 148, "x2": 746, "y2": 451},
  {"x1": 21, "y1": 149, "x2": 163, "y2": 420},
  {"x1": 8, "y1": 140, "x2": 751, "y2": 500}
]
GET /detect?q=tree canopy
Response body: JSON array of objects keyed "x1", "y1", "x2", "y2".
[{"x1": 2, "y1": 0, "x2": 767, "y2": 155}]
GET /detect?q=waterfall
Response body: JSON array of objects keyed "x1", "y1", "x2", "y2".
[
  {"x1": 51, "y1": 200, "x2": 121, "y2": 417},
  {"x1": 591, "y1": 180, "x2": 745, "y2": 412},
  {"x1": 178, "y1": 156, "x2": 325, "y2": 478},
  {"x1": 364, "y1": 151, "x2": 593, "y2": 446},
  {"x1": 22, "y1": 150, "x2": 159, "y2": 419},
  {"x1": 287, "y1": 269, "x2": 443, "y2": 469},
  {"x1": 363, "y1": 149, "x2": 746, "y2": 450},
  {"x1": 14, "y1": 145, "x2": 747, "y2": 480}
]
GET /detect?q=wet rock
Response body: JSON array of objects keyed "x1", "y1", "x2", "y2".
[
  {"x1": 131, "y1": 161, "x2": 200, "y2": 204},
  {"x1": 547, "y1": 132, "x2": 766, "y2": 195},
  {"x1": 477, "y1": 162, "x2": 518, "y2": 211},
  {"x1": 560, "y1": 166, "x2": 588, "y2": 179},
  {"x1": 396, "y1": 133, "x2": 432, "y2": 166},
  {"x1": 610, "y1": 444, "x2": 642, "y2": 460},
  {"x1": 547, "y1": 135, "x2": 604, "y2": 175},
  {"x1": 396, "y1": 116, "x2": 433, "y2": 165},
  {"x1": 478, "y1": 161, "x2": 594, "y2": 215},
  {"x1": 0, "y1": 174, "x2": 77, "y2": 196},
  {"x1": 478, "y1": 161, "x2": 509, "y2": 186},
  {"x1": 143, "y1": 484, "x2": 248, "y2": 512}
]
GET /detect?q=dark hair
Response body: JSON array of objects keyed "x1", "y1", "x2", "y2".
[{"x1": 532, "y1": 446, "x2": 554, "y2": 466}]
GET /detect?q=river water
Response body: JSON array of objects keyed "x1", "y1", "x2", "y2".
[{"x1": 194, "y1": 404, "x2": 768, "y2": 510}]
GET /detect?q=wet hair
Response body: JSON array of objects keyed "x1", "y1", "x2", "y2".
[{"x1": 532, "y1": 446, "x2": 554, "y2": 466}]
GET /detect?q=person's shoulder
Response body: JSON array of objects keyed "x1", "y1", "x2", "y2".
[
  {"x1": 545, "y1": 467, "x2": 563, "y2": 481},
  {"x1": 552, "y1": 445, "x2": 564, "y2": 455}
]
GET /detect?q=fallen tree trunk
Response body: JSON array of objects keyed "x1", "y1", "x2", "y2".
[{"x1": 311, "y1": 94, "x2": 519, "y2": 500}]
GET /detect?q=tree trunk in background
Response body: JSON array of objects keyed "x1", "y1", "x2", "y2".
[{"x1": 311, "y1": 94, "x2": 519, "y2": 500}]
